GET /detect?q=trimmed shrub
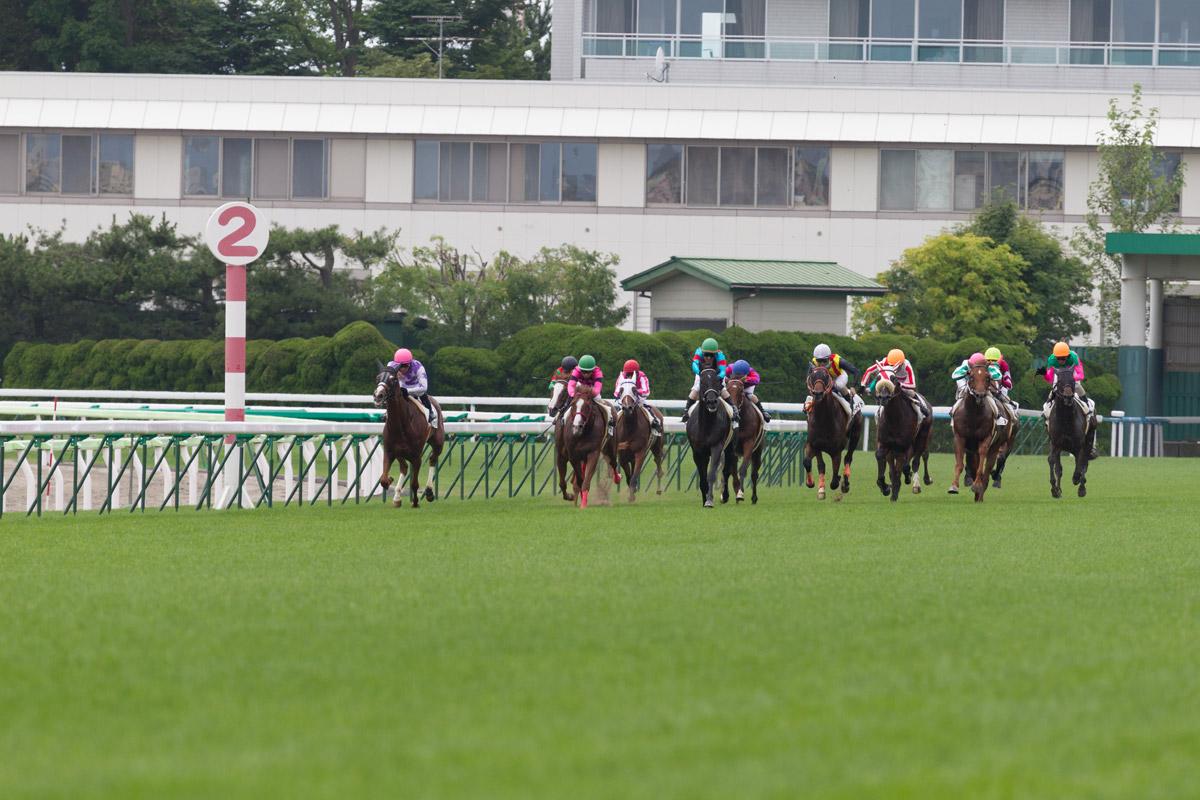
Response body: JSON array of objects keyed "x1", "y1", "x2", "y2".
[{"x1": 430, "y1": 347, "x2": 506, "y2": 397}]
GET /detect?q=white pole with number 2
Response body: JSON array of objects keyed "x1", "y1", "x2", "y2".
[{"x1": 204, "y1": 202, "x2": 268, "y2": 428}]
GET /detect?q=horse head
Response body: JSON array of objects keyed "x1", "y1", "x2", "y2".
[
  {"x1": 616, "y1": 379, "x2": 638, "y2": 411},
  {"x1": 572, "y1": 383, "x2": 595, "y2": 433},
  {"x1": 807, "y1": 365, "x2": 830, "y2": 400},
  {"x1": 874, "y1": 374, "x2": 896, "y2": 403},
  {"x1": 725, "y1": 377, "x2": 745, "y2": 408},
  {"x1": 967, "y1": 363, "x2": 992, "y2": 401},
  {"x1": 1052, "y1": 366, "x2": 1077, "y2": 406},
  {"x1": 699, "y1": 368, "x2": 721, "y2": 413},
  {"x1": 373, "y1": 369, "x2": 396, "y2": 408}
]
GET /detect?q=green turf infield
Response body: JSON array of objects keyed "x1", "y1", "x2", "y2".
[{"x1": 2, "y1": 453, "x2": 1198, "y2": 799}]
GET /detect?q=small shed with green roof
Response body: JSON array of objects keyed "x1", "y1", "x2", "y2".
[{"x1": 621, "y1": 257, "x2": 885, "y2": 335}]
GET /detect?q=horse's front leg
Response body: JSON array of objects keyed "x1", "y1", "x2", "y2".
[
  {"x1": 876, "y1": 446, "x2": 889, "y2": 496},
  {"x1": 888, "y1": 453, "x2": 902, "y2": 502},
  {"x1": 629, "y1": 448, "x2": 647, "y2": 503},
  {"x1": 816, "y1": 450, "x2": 828, "y2": 500},
  {"x1": 652, "y1": 437, "x2": 665, "y2": 495},
  {"x1": 557, "y1": 445, "x2": 573, "y2": 502},
  {"x1": 720, "y1": 443, "x2": 734, "y2": 505},
  {"x1": 379, "y1": 452, "x2": 394, "y2": 503},
  {"x1": 579, "y1": 451, "x2": 600, "y2": 509},
  {"x1": 1048, "y1": 446, "x2": 1062, "y2": 498},
  {"x1": 948, "y1": 435, "x2": 966, "y2": 494},
  {"x1": 707, "y1": 445, "x2": 723, "y2": 508},
  {"x1": 803, "y1": 442, "x2": 815, "y2": 489},
  {"x1": 1075, "y1": 448, "x2": 1088, "y2": 497},
  {"x1": 693, "y1": 449, "x2": 710, "y2": 507},
  {"x1": 750, "y1": 448, "x2": 761, "y2": 504},
  {"x1": 829, "y1": 448, "x2": 844, "y2": 501},
  {"x1": 409, "y1": 455, "x2": 422, "y2": 508},
  {"x1": 972, "y1": 442, "x2": 990, "y2": 502},
  {"x1": 735, "y1": 440, "x2": 752, "y2": 503}
]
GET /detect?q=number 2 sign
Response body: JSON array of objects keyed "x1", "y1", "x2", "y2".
[{"x1": 204, "y1": 202, "x2": 268, "y2": 265}]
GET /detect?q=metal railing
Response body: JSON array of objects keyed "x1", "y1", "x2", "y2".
[{"x1": 581, "y1": 34, "x2": 1200, "y2": 67}]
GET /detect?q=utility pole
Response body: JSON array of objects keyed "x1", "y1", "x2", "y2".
[{"x1": 410, "y1": 15, "x2": 466, "y2": 79}]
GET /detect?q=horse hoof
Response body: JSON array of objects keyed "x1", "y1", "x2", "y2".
[
  {"x1": 1051, "y1": 487, "x2": 1062, "y2": 498},
  {"x1": 424, "y1": 488, "x2": 436, "y2": 502},
  {"x1": 704, "y1": 500, "x2": 713, "y2": 508},
  {"x1": 834, "y1": 492, "x2": 843, "y2": 503},
  {"x1": 923, "y1": 477, "x2": 933, "y2": 486},
  {"x1": 805, "y1": 478, "x2": 814, "y2": 489},
  {"x1": 992, "y1": 479, "x2": 1001, "y2": 489},
  {"x1": 752, "y1": 495, "x2": 758, "y2": 505},
  {"x1": 1078, "y1": 485, "x2": 1087, "y2": 497},
  {"x1": 392, "y1": 500, "x2": 403, "y2": 508},
  {"x1": 842, "y1": 480, "x2": 851, "y2": 494},
  {"x1": 890, "y1": 493, "x2": 899, "y2": 503},
  {"x1": 879, "y1": 486, "x2": 889, "y2": 497},
  {"x1": 817, "y1": 489, "x2": 826, "y2": 500},
  {"x1": 947, "y1": 486, "x2": 958, "y2": 494},
  {"x1": 1071, "y1": 474, "x2": 1081, "y2": 486},
  {"x1": 912, "y1": 485, "x2": 920, "y2": 494}
]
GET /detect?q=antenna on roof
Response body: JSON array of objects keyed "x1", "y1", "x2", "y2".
[{"x1": 646, "y1": 46, "x2": 670, "y2": 84}]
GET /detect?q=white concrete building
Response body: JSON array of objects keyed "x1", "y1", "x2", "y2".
[{"x1": 2, "y1": 0, "x2": 1199, "y2": 336}]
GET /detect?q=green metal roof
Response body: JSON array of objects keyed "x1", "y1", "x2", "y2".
[
  {"x1": 1106, "y1": 232, "x2": 1200, "y2": 256},
  {"x1": 621, "y1": 257, "x2": 885, "y2": 294}
]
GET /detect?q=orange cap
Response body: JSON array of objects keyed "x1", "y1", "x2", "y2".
[
  {"x1": 886, "y1": 348, "x2": 905, "y2": 366},
  {"x1": 1053, "y1": 342, "x2": 1070, "y2": 358}
]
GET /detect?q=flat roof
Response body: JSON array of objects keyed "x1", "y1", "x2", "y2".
[{"x1": 621, "y1": 257, "x2": 886, "y2": 295}]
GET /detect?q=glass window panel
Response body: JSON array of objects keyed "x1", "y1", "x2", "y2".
[
  {"x1": 794, "y1": 146, "x2": 830, "y2": 207},
  {"x1": 719, "y1": 146, "x2": 756, "y2": 206},
  {"x1": 916, "y1": 150, "x2": 953, "y2": 211},
  {"x1": 987, "y1": 151, "x2": 1020, "y2": 205},
  {"x1": 645, "y1": 144, "x2": 683, "y2": 204},
  {"x1": 254, "y1": 139, "x2": 289, "y2": 199},
  {"x1": 539, "y1": 142, "x2": 561, "y2": 202},
  {"x1": 472, "y1": 142, "x2": 509, "y2": 203},
  {"x1": 97, "y1": 134, "x2": 134, "y2": 195},
  {"x1": 725, "y1": 0, "x2": 766, "y2": 59},
  {"x1": 439, "y1": 142, "x2": 471, "y2": 202},
  {"x1": 222, "y1": 138, "x2": 252, "y2": 198},
  {"x1": 25, "y1": 134, "x2": 61, "y2": 193},
  {"x1": 963, "y1": 0, "x2": 1004, "y2": 40},
  {"x1": 61, "y1": 134, "x2": 94, "y2": 194},
  {"x1": 1153, "y1": 152, "x2": 1182, "y2": 213},
  {"x1": 183, "y1": 136, "x2": 219, "y2": 196},
  {"x1": 587, "y1": 0, "x2": 635, "y2": 32},
  {"x1": 830, "y1": 0, "x2": 869, "y2": 37},
  {"x1": 562, "y1": 142, "x2": 597, "y2": 202},
  {"x1": 686, "y1": 146, "x2": 719, "y2": 206},
  {"x1": 1159, "y1": 0, "x2": 1200, "y2": 44},
  {"x1": 872, "y1": 0, "x2": 915, "y2": 38},
  {"x1": 919, "y1": 0, "x2": 961, "y2": 39},
  {"x1": 414, "y1": 141, "x2": 439, "y2": 200},
  {"x1": 638, "y1": 0, "x2": 676, "y2": 34},
  {"x1": 1112, "y1": 0, "x2": 1154, "y2": 43},
  {"x1": 0, "y1": 134, "x2": 18, "y2": 194},
  {"x1": 756, "y1": 148, "x2": 790, "y2": 207},
  {"x1": 879, "y1": 149, "x2": 915, "y2": 210},
  {"x1": 1026, "y1": 151, "x2": 1064, "y2": 211},
  {"x1": 1071, "y1": 0, "x2": 1110, "y2": 42},
  {"x1": 954, "y1": 151, "x2": 986, "y2": 211},
  {"x1": 292, "y1": 139, "x2": 326, "y2": 199},
  {"x1": 680, "y1": 0, "x2": 724, "y2": 58},
  {"x1": 510, "y1": 143, "x2": 541, "y2": 202}
]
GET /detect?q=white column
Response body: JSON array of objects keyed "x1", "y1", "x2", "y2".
[
  {"x1": 1120, "y1": 257, "x2": 1147, "y2": 347},
  {"x1": 1148, "y1": 279, "x2": 1164, "y2": 349}
]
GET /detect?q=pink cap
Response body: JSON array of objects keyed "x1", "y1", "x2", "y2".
[
  {"x1": 394, "y1": 348, "x2": 413, "y2": 364},
  {"x1": 968, "y1": 352, "x2": 987, "y2": 366}
]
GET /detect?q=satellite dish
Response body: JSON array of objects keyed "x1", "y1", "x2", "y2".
[{"x1": 655, "y1": 46, "x2": 665, "y2": 74}]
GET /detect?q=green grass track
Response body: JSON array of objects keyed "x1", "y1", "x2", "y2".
[{"x1": 2, "y1": 454, "x2": 1198, "y2": 799}]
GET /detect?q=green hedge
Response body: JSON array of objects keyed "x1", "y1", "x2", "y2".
[{"x1": 1, "y1": 323, "x2": 1121, "y2": 413}]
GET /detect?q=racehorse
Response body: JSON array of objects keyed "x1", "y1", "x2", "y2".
[
  {"x1": 373, "y1": 368, "x2": 445, "y2": 509},
  {"x1": 686, "y1": 367, "x2": 733, "y2": 508},
  {"x1": 872, "y1": 372, "x2": 926, "y2": 502},
  {"x1": 1045, "y1": 365, "x2": 1094, "y2": 498},
  {"x1": 802, "y1": 365, "x2": 862, "y2": 501},
  {"x1": 561, "y1": 383, "x2": 618, "y2": 509},
  {"x1": 968, "y1": 400, "x2": 1019, "y2": 490},
  {"x1": 722, "y1": 376, "x2": 765, "y2": 505},
  {"x1": 948, "y1": 362, "x2": 1007, "y2": 502},
  {"x1": 613, "y1": 380, "x2": 664, "y2": 503}
]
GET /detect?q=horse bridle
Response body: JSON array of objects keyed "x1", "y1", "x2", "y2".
[
  {"x1": 373, "y1": 371, "x2": 397, "y2": 407},
  {"x1": 700, "y1": 369, "x2": 720, "y2": 412},
  {"x1": 966, "y1": 364, "x2": 991, "y2": 400},
  {"x1": 808, "y1": 366, "x2": 829, "y2": 398},
  {"x1": 1052, "y1": 367, "x2": 1078, "y2": 406}
]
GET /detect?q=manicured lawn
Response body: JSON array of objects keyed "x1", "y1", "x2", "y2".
[{"x1": 1, "y1": 454, "x2": 1198, "y2": 799}]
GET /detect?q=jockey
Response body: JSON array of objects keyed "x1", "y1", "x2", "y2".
[
  {"x1": 1040, "y1": 341, "x2": 1099, "y2": 459},
  {"x1": 805, "y1": 343, "x2": 860, "y2": 414},
  {"x1": 681, "y1": 337, "x2": 738, "y2": 426},
  {"x1": 547, "y1": 356, "x2": 577, "y2": 417},
  {"x1": 861, "y1": 348, "x2": 926, "y2": 422},
  {"x1": 728, "y1": 359, "x2": 771, "y2": 422},
  {"x1": 568, "y1": 354, "x2": 614, "y2": 438},
  {"x1": 613, "y1": 358, "x2": 662, "y2": 432},
  {"x1": 951, "y1": 352, "x2": 1002, "y2": 395},
  {"x1": 388, "y1": 348, "x2": 437, "y2": 424},
  {"x1": 985, "y1": 346, "x2": 1016, "y2": 407}
]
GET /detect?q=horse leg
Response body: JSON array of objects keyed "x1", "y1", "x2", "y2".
[
  {"x1": 557, "y1": 446, "x2": 574, "y2": 502},
  {"x1": 876, "y1": 446, "x2": 889, "y2": 496},
  {"x1": 910, "y1": 449, "x2": 921, "y2": 495},
  {"x1": 423, "y1": 444, "x2": 441, "y2": 503},
  {"x1": 816, "y1": 450, "x2": 827, "y2": 500},
  {"x1": 409, "y1": 455, "x2": 422, "y2": 508},
  {"x1": 693, "y1": 449, "x2": 711, "y2": 507},
  {"x1": 991, "y1": 447, "x2": 1008, "y2": 489},
  {"x1": 841, "y1": 441, "x2": 853, "y2": 495},
  {"x1": 830, "y1": 448, "x2": 844, "y2": 502},
  {"x1": 394, "y1": 460, "x2": 408, "y2": 508},
  {"x1": 922, "y1": 450, "x2": 932, "y2": 486},
  {"x1": 707, "y1": 445, "x2": 723, "y2": 509},
  {"x1": 379, "y1": 452, "x2": 394, "y2": 503},
  {"x1": 803, "y1": 442, "x2": 815, "y2": 489},
  {"x1": 736, "y1": 441, "x2": 752, "y2": 502},
  {"x1": 1048, "y1": 446, "x2": 1062, "y2": 498},
  {"x1": 888, "y1": 453, "x2": 902, "y2": 502},
  {"x1": 1075, "y1": 447, "x2": 1088, "y2": 497},
  {"x1": 972, "y1": 443, "x2": 989, "y2": 502},
  {"x1": 579, "y1": 451, "x2": 600, "y2": 509},
  {"x1": 653, "y1": 438, "x2": 665, "y2": 495},
  {"x1": 721, "y1": 442, "x2": 734, "y2": 505},
  {"x1": 629, "y1": 449, "x2": 646, "y2": 503},
  {"x1": 750, "y1": 448, "x2": 760, "y2": 504},
  {"x1": 948, "y1": 436, "x2": 965, "y2": 494}
]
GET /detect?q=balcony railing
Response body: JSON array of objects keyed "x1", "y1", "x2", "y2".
[{"x1": 581, "y1": 34, "x2": 1200, "y2": 67}]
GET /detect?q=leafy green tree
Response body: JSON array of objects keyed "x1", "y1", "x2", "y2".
[
  {"x1": 963, "y1": 197, "x2": 1091, "y2": 351},
  {"x1": 853, "y1": 233, "x2": 1037, "y2": 344},
  {"x1": 468, "y1": 0, "x2": 550, "y2": 80},
  {"x1": 357, "y1": 50, "x2": 439, "y2": 77},
  {"x1": 1071, "y1": 84, "x2": 1186, "y2": 343}
]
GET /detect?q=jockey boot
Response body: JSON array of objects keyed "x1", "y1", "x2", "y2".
[
  {"x1": 758, "y1": 399, "x2": 772, "y2": 422},
  {"x1": 420, "y1": 395, "x2": 436, "y2": 424},
  {"x1": 681, "y1": 399, "x2": 694, "y2": 422}
]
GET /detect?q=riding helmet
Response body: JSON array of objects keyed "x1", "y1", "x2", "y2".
[
  {"x1": 578, "y1": 355, "x2": 597, "y2": 370},
  {"x1": 968, "y1": 352, "x2": 987, "y2": 366},
  {"x1": 886, "y1": 348, "x2": 905, "y2": 366},
  {"x1": 813, "y1": 343, "x2": 832, "y2": 361},
  {"x1": 1053, "y1": 342, "x2": 1070, "y2": 358},
  {"x1": 623, "y1": 359, "x2": 639, "y2": 373},
  {"x1": 984, "y1": 347, "x2": 1002, "y2": 362},
  {"x1": 561, "y1": 356, "x2": 578, "y2": 371},
  {"x1": 701, "y1": 337, "x2": 719, "y2": 353},
  {"x1": 393, "y1": 348, "x2": 413, "y2": 364},
  {"x1": 731, "y1": 360, "x2": 751, "y2": 376}
]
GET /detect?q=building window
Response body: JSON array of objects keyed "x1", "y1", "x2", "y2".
[
  {"x1": 414, "y1": 141, "x2": 597, "y2": 205},
  {"x1": 646, "y1": 144, "x2": 684, "y2": 204},
  {"x1": 881, "y1": 149, "x2": 1065, "y2": 212},
  {"x1": 22, "y1": 132, "x2": 134, "y2": 196},
  {"x1": 0, "y1": 134, "x2": 19, "y2": 195},
  {"x1": 182, "y1": 136, "x2": 327, "y2": 200},
  {"x1": 1122, "y1": 152, "x2": 1183, "y2": 213},
  {"x1": 794, "y1": 147, "x2": 830, "y2": 207}
]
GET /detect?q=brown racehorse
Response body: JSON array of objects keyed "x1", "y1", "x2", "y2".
[
  {"x1": 949, "y1": 363, "x2": 1007, "y2": 502},
  {"x1": 1045, "y1": 365, "x2": 1093, "y2": 498},
  {"x1": 613, "y1": 382, "x2": 664, "y2": 503},
  {"x1": 373, "y1": 369, "x2": 445, "y2": 509},
  {"x1": 872, "y1": 374, "x2": 926, "y2": 502},
  {"x1": 562, "y1": 384, "x2": 619, "y2": 509},
  {"x1": 722, "y1": 377, "x2": 765, "y2": 504},
  {"x1": 802, "y1": 365, "x2": 862, "y2": 502}
]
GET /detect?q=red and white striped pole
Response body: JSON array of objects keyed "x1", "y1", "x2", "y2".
[{"x1": 204, "y1": 202, "x2": 267, "y2": 437}]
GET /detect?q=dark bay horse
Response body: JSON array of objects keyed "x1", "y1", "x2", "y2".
[
  {"x1": 1046, "y1": 366, "x2": 1094, "y2": 498},
  {"x1": 873, "y1": 374, "x2": 924, "y2": 502},
  {"x1": 949, "y1": 363, "x2": 1006, "y2": 502},
  {"x1": 802, "y1": 365, "x2": 862, "y2": 502},
  {"x1": 613, "y1": 382, "x2": 664, "y2": 503},
  {"x1": 686, "y1": 368, "x2": 733, "y2": 508},
  {"x1": 373, "y1": 369, "x2": 445, "y2": 509},
  {"x1": 722, "y1": 377, "x2": 765, "y2": 504},
  {"x1": 562, "y1": 384, "x2": 618, "y2": 509}
]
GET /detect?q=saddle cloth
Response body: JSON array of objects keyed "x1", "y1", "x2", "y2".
[{"x1": 408, "y1": 396, "x2": 442, "y2": 425}]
